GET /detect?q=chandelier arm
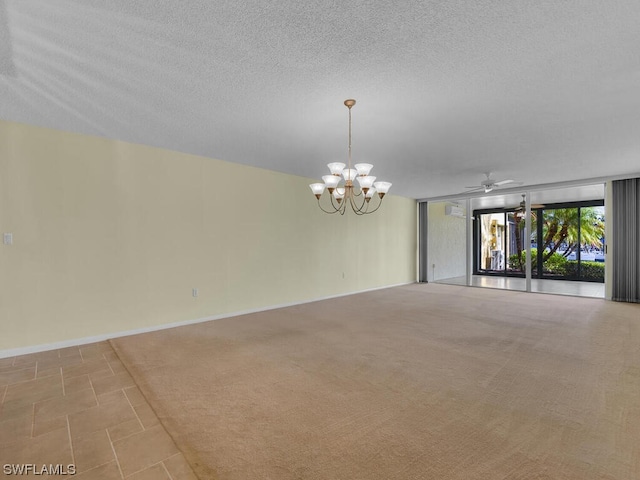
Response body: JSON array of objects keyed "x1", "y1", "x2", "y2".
[
  {"x1": 316, "y1": 198, "x2": 342, "y2": 214},
  {"x1": 349, "y1": 192, "x2": 369, "y2": 214},
  {"x1": 347, "y1": 191, "x2": 359, "y2": 213},
  {"x1": 329, "y1": 193, "x2": 341, "y2": 210},
  {"x1": 352, "y1": 195, "x2": 377, "y2": 216},
  {"x1": 362, "y1": 197, "x2": 384, "y2": 214},
  {"x1": 352, "y1": 203, "x2": 368, "y2": 215},
  {"x1": 352, "y1": 188, "x2": 379, "y2": 214},
  {"x1": 353, "y1": 193, "x2": 384, "y2": 215},
  {"x1": 329, "y1": 192, "x2": 348, "y2": 215}
]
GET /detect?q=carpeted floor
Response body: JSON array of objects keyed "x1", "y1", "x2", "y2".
[{"x1": 110, "y1": 283, "x2": 640, "y2": 479}]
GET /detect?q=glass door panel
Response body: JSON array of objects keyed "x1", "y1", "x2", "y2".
[
  {"x1": 478, "y1": 212, "x2": 506, "y2": 273},
  {"x1": 506, "y1": 212, "x2": 525, "y2": 274},
  {"x1": 578, "y1": 206, "x2": 605, "y2": 282},
  {"x1": 540, "y1": 208, "x2": 579, "y2": 279}
]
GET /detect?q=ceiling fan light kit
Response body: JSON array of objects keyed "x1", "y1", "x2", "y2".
[{"x1": 309, "y1": 99, "x2": 391, "y2": 215}]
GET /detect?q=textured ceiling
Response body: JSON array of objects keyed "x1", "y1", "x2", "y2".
[{"x1": 1, "y1": 0, "x2": 639, "y2": 200}]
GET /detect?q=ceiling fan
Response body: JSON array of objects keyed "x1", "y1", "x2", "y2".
[
  {"x1": 507, "y1": 194, "x2": 545, "y2": 213},
  {"x1": 465, "y1": 173, "x2": 523, "y2": 193}
]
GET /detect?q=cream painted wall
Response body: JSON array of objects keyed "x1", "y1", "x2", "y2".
[
  {"x1": 426, "y1": 202, "x2": 466, "y2": 282},
  {"x1": 0, "y1": 121, "x2": 417, "y2": 351}
]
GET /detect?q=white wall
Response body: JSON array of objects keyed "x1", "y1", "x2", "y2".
[
  {"x1": 426, "y1": 202, "x2": 466, "y2": 282},
  {"x1": 0, "y1": 121, "x2": 417, "y2": 352}
]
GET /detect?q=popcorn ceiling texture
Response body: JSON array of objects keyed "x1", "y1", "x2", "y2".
[{"x1": 1, "y1": 0, "x2": 639, "y2": 198}]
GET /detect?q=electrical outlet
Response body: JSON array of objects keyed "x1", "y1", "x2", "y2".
[{"x1": 192, "y1": 288, "x2": 198, "y2": 298}]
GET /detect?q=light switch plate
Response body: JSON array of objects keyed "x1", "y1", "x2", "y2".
[{"x1": 3, "y1": 233, "x2": 12, "y2": 245}]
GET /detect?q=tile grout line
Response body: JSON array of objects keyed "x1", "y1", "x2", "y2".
[
  {"x1": 106, "y1": 356, "x2": 116, "y2": 376},
  {"x1": 106, "y1": 426, "x2": 143, "y2": 444},
  {"x1": 162, "y1": 453, "x2": 188, "y2": 480},
  {"x1": 1, "y1": 367, "x2": 46, "y2": 389},
  {"x1": 34, "y1": 360, "x2": 38, "y2": 380},
  {"x1": 79, "y1": 460, "x2": 119, "y2": 477},
  {"x1": 106, "y1": 429, "x2": 126, "y2": 479},
  {"x1": 125, "y1": 459, "x2": 170, "y2": 479},
  {"x1": 161, "y1": 460, "x2": 175, "y2": 480},
  {"x1": 88, "y1": 369, "x2": 100, "y2": 404},
  {"x1": 30, "y1": 402, "x2": 36, "y2": 438},
  {"x1": 123, "y1": 388, "x2": 146, "y2": 431},
  {"x1": 66, "y1": 415, "x2": 76, "y2": 467},
  {"x1": 1, "y1": 385, "x2": 7, "y2": 405},
  {"x1": 60, "y1": 367, "x2": 66, "y2": 396}
]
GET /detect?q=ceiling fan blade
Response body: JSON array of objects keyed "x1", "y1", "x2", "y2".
[
  {"x1": 493, "y1": 179, "x2": 514, "y2": 186},
  {"x1": 505, "y1": 203, "x2": 546, "y2": 210},
  {"x1": 500, "y1": 180, "x2": 524, "y2": 187}
]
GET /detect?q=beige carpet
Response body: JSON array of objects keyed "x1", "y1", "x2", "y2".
[{"x1": 110, "y1": 283, "x2": 640, "y2": 479}]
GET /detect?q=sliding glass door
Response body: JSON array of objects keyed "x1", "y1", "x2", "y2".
[
  {"x1": 474, "y1": 201, "x2": 604, "y2": 283},
  {"x1": 477, "y1": 211, "x2": 526, "y2": 275}
]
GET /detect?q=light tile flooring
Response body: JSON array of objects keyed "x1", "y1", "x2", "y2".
[
  {"x1": 438, "y1": 275, "x2": 605, "y2": 298},
  {"x1": 0, "y1": 342, "x2": 197, "y2": 479}
]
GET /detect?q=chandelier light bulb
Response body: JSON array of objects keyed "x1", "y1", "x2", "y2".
[
  {"x1": 327, "y1": 162, "x2": 346, "y2": 176},
  {"x1": 365, "y1": 187, "x2": 377, "y2": 202},
  {"x1": 373, "y1": 181, "x2": 392, "y2": 197},
  {"x1": 309, "y1": 183, "x2": 326, "y2": 199},
  {"x1": 322, "y1": 175, "x2": 340, "y2": 192},
  {"x1": 342, "y1": 168, "x2": 358, "y2": 182},
  {"x1": 354, "y1": 163, "x2": 373, "y2": 176}
]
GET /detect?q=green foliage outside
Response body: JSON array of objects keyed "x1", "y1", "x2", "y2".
[
  {"x1": 565, "y1": 261, "x2": 605, "y2": 281},
  {"x1": 511, "y1": 206, "x2": 605, "y2": 277},
  {"x1": 509, "y1": 248, "x2": 604, "y2": 281},
  {"x1": 509, "y1": 248, "x2": 565, "y2": 273}
]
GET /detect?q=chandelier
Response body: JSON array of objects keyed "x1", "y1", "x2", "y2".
[{"x1": 309, "y1": 99, "x2": 391, "y2": 215}]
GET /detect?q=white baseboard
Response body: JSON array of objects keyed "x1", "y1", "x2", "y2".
[{"x1": 0, "y1": 282, "x2": 414, "y2": 359}]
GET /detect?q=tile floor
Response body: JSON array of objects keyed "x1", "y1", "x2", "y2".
[
  {"x1": 438, "y1": 275, "x2": 605, "y2": 298},
  {"x1": 0, "y1": 342, "x2": 197, "y2": 479}
]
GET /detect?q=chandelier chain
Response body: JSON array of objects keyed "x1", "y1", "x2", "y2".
[{"x1": 348, "y1": 106, "x2": 352, "y2": 170}]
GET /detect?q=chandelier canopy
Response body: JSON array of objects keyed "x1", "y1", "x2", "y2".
[{"x1": 309, "y1": 99, "x2": 391, "y2": 215}]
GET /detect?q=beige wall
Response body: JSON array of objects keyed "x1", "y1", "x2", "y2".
[{"x1": 0, "y1": 121, "x2": 417, "y2": 352}]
